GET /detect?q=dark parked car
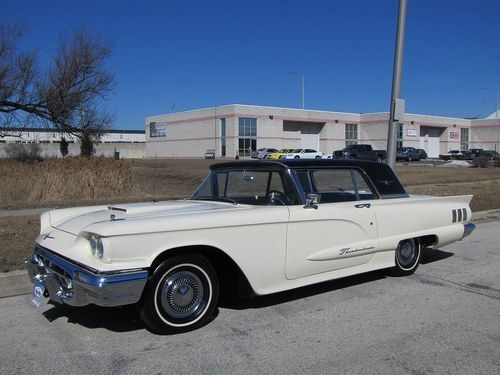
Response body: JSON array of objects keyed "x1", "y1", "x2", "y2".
[
  {"x1": 396, "y1": 147, "x2": 421, "y2": 161},
  {"x1": 468, "y1": 149, "x2": 484, "y2": 158},
  {"x1": 333, "y1": 144, "x2": 386, "y2": 162},
  {"x1": 480, "y1": 150, "x2": 500, "y2": 160},
  {"x1": 416, "y1": 149, "x2": 428, "y2": 160}
]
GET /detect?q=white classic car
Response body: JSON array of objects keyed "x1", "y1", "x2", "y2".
[
  {"x1": 282, "y1": 148, "x2": 323, "y2": 159},
  {"x1": 26, "y1": 160, "x2": 475, "y2": 334}
]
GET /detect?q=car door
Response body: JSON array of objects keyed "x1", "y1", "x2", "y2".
[{"x1": 285, "y1": 168, "x2": 379, "y2": 280}]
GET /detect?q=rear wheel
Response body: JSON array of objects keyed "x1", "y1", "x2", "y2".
[
  {"x1": 390, "y1": 238, "x2": 421, "y2": 276},
  {"x1": 294, "y1": 155, "x2": 300, "y2": 159},
  {"x1": 140, "y1": 255, "x2": 219, "y2": 334}
]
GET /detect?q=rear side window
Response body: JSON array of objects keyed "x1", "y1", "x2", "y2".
[{"x1": 296, "y1": 168, "x2": 376, "y2": 203}]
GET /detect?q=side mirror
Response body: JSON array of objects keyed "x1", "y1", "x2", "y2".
[{"x1": 304, "y1": 193, "x2": 320, "y2": 209}]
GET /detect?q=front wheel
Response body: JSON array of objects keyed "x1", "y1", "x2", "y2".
[
  {"x1": 390, "y1": 238, "x2": 421, "y2": 276},
  {"x1": 140, "y1": 255, "x2": 219, "y2": 334}
]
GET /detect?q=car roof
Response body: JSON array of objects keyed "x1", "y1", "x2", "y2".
[{"x1": 210, "y1": 159, "x2": 408, "y2": 198}]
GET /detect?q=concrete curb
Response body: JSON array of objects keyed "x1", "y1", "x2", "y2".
[
  {"x1": 0, "y1": 270, "x2": 31, "y2": 298},
  {"x1": 2, "y1": 209, "x2": 500, "y2": 299}
]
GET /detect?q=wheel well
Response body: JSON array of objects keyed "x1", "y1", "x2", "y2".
[
  {"x1": 418, "y1": 235, "x2": 438, "y2": 248},
  {"x1": 149, "y1": 246, "x2": 254, "y2": 299}
]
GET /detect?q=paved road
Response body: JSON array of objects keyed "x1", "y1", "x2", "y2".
[{"x1": 1, "y1": 222, "x2": 499, "y2": 374}]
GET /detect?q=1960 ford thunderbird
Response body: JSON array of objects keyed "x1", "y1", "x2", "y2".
[{"x1": 26, "y1": 160, "x2": 475, "y2": 333}]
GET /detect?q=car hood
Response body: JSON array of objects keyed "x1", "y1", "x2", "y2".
[{"x1": 51, "y1": 200, "x2": 247, "y2": 236}]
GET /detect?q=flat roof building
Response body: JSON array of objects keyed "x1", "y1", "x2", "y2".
[
  {"x1": 0, "y1": 128, "x2": 146, "y2": 158},
  {"x1": 146, "y1": 104, "x2": 500, "y2": 158}
]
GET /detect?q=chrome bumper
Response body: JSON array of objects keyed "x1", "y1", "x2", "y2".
[
  {"x1": 26, "y1": 245, "x2": 148, "y2": 307},
  {"x1": 462, "y1": 223, "x2": 476, "y2": 240}
]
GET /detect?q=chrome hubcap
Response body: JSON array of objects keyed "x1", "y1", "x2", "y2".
[
  {"x1": 397, "y1": 240, "x2": 416, "y2": 268},
  {"x1": 161, "y1": 271, "x2": 204, "y2": 319}
]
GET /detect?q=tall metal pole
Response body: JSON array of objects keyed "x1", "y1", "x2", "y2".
[
  {"x1": 301, "y1": 75, "x2": 305, "y2": 109},
  {"x1": 214, "y1": 106, "x2": 217, "y2": 155},
  {"x1": 386, "y1": 0, "x2": 407, "y2": 170}
]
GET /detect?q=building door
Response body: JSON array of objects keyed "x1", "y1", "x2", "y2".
[
  {"x1": 420, "y1": 126, "x2": 444, "y2": 158},
  {"x1": 300, "y1": 125, "x2": 320, "y2": 150},
  {"x1": 419, "y1": 136, "x2": 440, "y2": 158}
]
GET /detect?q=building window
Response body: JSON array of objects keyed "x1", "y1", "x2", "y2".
[
  {"x1": 345, "y1": 123, "x2": 358, "y2": 146},
  {"x1": 397, "y1": 124, "x2": 403, "y2": 148},
  {"x1": 460, "y1": 128, "x2": 469, "y2": 151},
  {"x1": 220, "y1": 118, "x2": 226, "y2": 157},
  {"x1": 238, "y1": 118, "x2": 257, "y2": 156}
]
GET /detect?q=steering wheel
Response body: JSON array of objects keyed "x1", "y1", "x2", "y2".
[{"x1": 266, "y1": 190, "x2": 289, "y2": 205}]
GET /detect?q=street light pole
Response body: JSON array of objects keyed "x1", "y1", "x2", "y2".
[
  {"x1": 290, "y1": 72, "x2": 305, "y2": 109},
  {"x1": 301, "y1": 75, "x2": 305, "y2": 109},
  {"x1": 386, "y1": 0, "x2": 407, "y2": 170}
]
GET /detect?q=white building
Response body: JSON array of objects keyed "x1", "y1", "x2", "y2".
[
  {"x1": 0, "y1": 128, "x2": 146, "y2": 158},
  {"x1": 145, "y1": 104, "x2": 500, "y2": 158}
]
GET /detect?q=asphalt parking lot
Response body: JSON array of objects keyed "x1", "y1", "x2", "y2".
[{"x1": 1, "y1": 221, "x2": 499, "y2": 374}]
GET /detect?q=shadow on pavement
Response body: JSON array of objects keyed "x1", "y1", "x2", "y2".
[
  {"x1": 38, "y1": 247, "x2": 454, "y2": 333},
  {"x1": 220, "y1": 270, "x2": 387, "y2": 310},
  {"x1": 42, "y1": 303, "x2": 145, "y2": 333},
  {"x1": 420, "y1": 247, "x2": 454, "y2": 265}
]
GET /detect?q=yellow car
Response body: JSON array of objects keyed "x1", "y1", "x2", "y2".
[{"x1": 265, "y1": 148, "x2": 296, "y2": 159}]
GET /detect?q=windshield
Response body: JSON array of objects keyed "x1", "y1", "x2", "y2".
[
  {"x1": 291, "y1": 149, "x2": 302, "y2": 153},
  {"x1": 191, "y1": 169, "x2": 297, "y2": 205}
]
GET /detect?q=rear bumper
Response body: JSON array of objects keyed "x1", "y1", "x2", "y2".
[
  {"x1": 462, "y1": 223, "x2": 476, "y2": 240},
  {"x1": 25, "y1": 245, "x2": 148, "y2": 307}
]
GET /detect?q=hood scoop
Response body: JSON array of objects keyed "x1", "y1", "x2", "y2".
[{"x1": 106, "y1": 200, "x2": 231, "y2": 216}]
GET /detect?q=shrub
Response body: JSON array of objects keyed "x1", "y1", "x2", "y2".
[
  {"x1": 5, "y1": 143, "x2": 43, "y2": 163},
  {"x1": 473, "y1": 155, "x2": 490, "y2": 168}
]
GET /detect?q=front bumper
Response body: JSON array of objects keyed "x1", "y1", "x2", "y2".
[{"x1": 26, "y1": 245, "x2": 148, "y2": 307}]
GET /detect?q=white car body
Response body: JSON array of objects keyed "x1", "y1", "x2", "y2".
[
  {"x1": 27, "y1": 159, "x2": 475, "y2": 333},
  {"x1": 283, "y1": 148, "x2": 323, "y2": 159}
]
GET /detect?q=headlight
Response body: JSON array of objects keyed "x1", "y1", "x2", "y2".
[{"x1": 89, "y1": 233, "x2": 104, "y2": 258}]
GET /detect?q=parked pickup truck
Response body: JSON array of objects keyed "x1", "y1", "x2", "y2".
[{"x1": 333, "y1": 144, "x2": 387, "y2": 162}]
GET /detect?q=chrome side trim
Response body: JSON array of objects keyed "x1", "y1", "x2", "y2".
[
  {"x1": 462, "y1": 223, "x2": 476, "y2": 240},
  {"x1": 25, "y1": 245, "x2": 148, "y2": 307}
]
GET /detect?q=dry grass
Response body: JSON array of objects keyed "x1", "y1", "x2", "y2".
[
  {"x1": 0, "y1": 157, "x2": 136, "y2": 209},
  {"x1": 395, "y1": 165, "x2": 500, "y2": 186},
  {"x1": 1, "y1": 158, "x2": 500, "y2": 210},
  {"x1": 0, "y1": 215, "x2": 39, "y2": 272},
  {"x1": 128, "y1": 158, "x2": 214, "y2": 200}
]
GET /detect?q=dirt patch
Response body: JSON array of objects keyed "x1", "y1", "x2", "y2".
[{"x1": 0, "y1": 215, "x2": 39, "y2": 272}]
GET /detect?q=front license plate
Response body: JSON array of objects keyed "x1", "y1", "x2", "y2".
[{"x1": 31, "y1": 282, "x2": 47, "y2": 308}]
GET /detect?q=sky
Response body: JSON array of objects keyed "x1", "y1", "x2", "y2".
[{"x1": 4, "y1": 0, "x2": 500, "y2": 130}]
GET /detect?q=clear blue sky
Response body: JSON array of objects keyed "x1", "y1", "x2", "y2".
[{"x1": 4, "y1": 0, "x2": 500, "y2": 130}]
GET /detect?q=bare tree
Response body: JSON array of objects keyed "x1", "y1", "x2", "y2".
[{"x1": 0, "y1": 22, "x2": 114, "y2": 153}]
